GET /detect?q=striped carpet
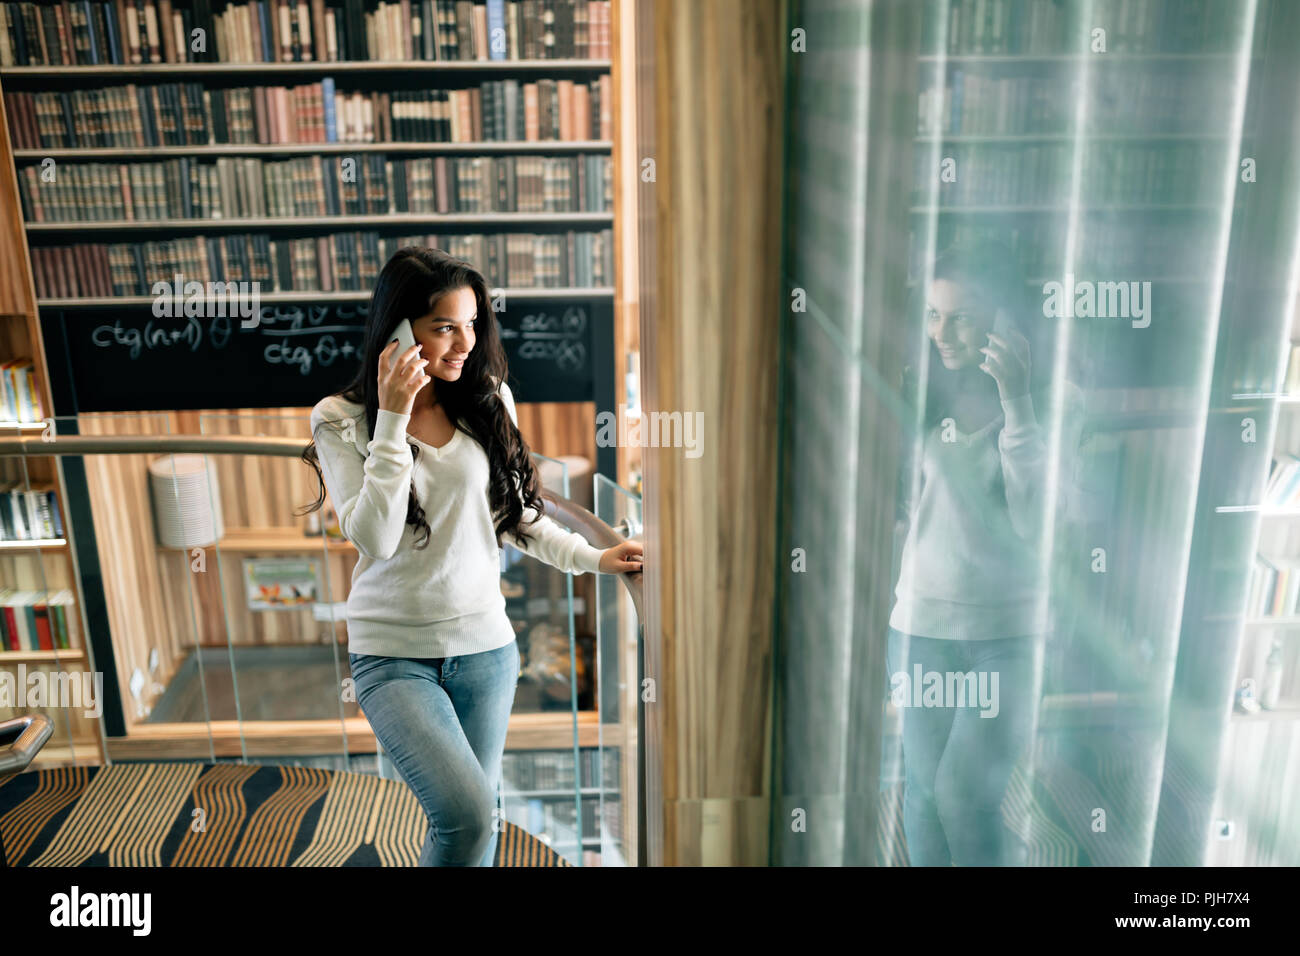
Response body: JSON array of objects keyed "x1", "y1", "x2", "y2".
[{"x1": 0, "y1": 763, "x2": 569, "y2": 867}]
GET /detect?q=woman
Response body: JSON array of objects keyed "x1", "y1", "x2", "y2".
[
  {"x1": 302, "y1": 246, "x2": 643, "y2": 866},
  {"x1": 888, "y1": 241, "x2": 1079, "y2": 866}
]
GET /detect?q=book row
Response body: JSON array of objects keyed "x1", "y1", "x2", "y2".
[
  {"x1": 912, "y1": 142, "x2": 1225, "y2": 207},
  {"x1": 500, "y1": 745, "x2": 613, "y2": 791},
  {"x1": 0, "y1": 0, "x2": 611, "y2": 66},
  {"x1": 0, "y1": 359, "x2": 46, "y2": 423},
  {"x1": 0, "y1": 484, "x2": 64, "y2": 540},
  {"x1": 909, "y1": 217, "x2": 1218, "y2": 280},
  {"x1": 0, "y1": 589, "x2": 76, "y2": 652},
  {"x1": 513, "y1": 795, "x2": 603, "y2": 842},
  {"x1": 30, "y1": 227, "x2": 614, "y2": 296},
  {"x1": 1248, "y1": 556, "x2": 1300, "y2": 619},
  {"x1": 5, "y1": 76, "x2": 612, "y2": 148},
  {"x1": 17, "y1": 152, "x2": 613, "y2": 220},
  {"x1": 920, "y1": 0, "x2": 1265, "y2": 56},
  {"x1": 917, "y1": 68, "x2": 1237, "y2": 136}
]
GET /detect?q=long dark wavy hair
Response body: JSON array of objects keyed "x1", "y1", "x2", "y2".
[
  {"x1": 299, "y1": 246, "x2": 549, "y2": 550},
  {"x1": 902, "y1": 240, "x2": 1055, "y2": 429}
]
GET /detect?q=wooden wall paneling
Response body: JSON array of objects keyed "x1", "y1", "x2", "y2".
[
  {"x1": 649, "y1": 0, "x2": 787, "y2": 865},
  {"x1": 630, "y1": 0, "x2": 663, "y2": 867},
  {"x1": 614, "y1": 0, "x2": 643, "y2": 490},
  {"x1": 76, "y1": 412, "x2": 190, "y2": 728},
  {"x1": 0, "y1": 79, "x2": 37, "y2": 318}
]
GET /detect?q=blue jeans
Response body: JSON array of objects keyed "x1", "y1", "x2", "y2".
[
  {"x1": 349, "y1": 640, "x2": 520, "y2": 867},
  {"x1": 886, "y1": 628, "x2": 1038, "y2": 866}
]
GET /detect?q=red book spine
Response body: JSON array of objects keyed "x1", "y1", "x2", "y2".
[
  {"x1": 3, "y1": 606, "x2": 20, "y2": 651},
  {"x1": 34, "y1": 604, "x2": 54, "y2": 650}
]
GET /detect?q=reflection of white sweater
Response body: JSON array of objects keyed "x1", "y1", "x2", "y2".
[
  {"x1": 890, "y1": 392, "x2": 1074, "y2": 641},
  {"x1": 310, "y1": 380, "x2": 603, "y2": 658}
]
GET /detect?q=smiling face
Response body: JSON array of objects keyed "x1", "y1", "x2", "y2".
[
  {"x1": 412, "y1": 286, "x2": 478, "y2": 381},
  {"x1": 925, "y1": 277, "x2": 994, "y2": 371}
]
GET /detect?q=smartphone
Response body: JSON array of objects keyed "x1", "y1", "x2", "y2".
[
  {"x1": 390, "y1": 318, "x2": 417, "y2": 354},
  {"x1": 992, "y1": 309, "x2": 1013, "y2": 338}
]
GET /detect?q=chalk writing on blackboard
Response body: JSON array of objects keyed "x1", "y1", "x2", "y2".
[
  {"x1": 501, "y1": 307, "x2": 588, "y2": 373},
  {"x1": 89, "y1": 305, "x2": 370, "y2": 375}
]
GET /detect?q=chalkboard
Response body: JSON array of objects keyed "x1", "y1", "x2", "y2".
[{"x1": 45, "y1": 299, "x2": 600, "y2": 412}]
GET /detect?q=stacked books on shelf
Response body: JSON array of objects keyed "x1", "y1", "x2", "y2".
[
  {"x1": 1263, "y1": 454, "x2": 1300, "y2": 510},
  {"x1": 0, "y1": 0, "x2": 612, "y2": 66},
  {"x1": 17, "y1": 152, "x2": 612, "y2": 220},
  {"x1": 30, "y1": 226, "x2": 612, "y2": 296},
  {"x1": 3, "y1": 76, "x2": 613, "y2": 147},
  {"x1": 0, "y1": 588, "x2": 74, "y2": 650},
  {"x1": 1248, "y1": 556, "x2": 1300, "y2": 620},
  {"x1": 922, "y1": 0, "x2": 1257, "y2": 55},
  {"x1": 913, "y1": 141, "x2": 1221, "y2": 208},
  {"x1": 0, "y1": 358, "x2": 45, "y2": 423},
  {"x1": 907, "y1": 218, "x2": 1214, "y2": 283},
  {"x1": 917, "y1": 69, "x2": 1232, "y2": 137},
  {"x1": 0, "y1": 480, "x2": 64, "y2": 539},
  {"x1": 502, "y1": 746, "x2": 609, "y2": 790}
]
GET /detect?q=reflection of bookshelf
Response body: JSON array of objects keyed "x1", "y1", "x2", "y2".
[
  {"x1": 907, "y1": 3, "x2": 1267, "y2": 704},
  {"x1": 1231, "y1": 382, "x2": 1300, "y2": 723},
  {"x1": 501, "y1": 745, "x2": 620, "y2": 866}
]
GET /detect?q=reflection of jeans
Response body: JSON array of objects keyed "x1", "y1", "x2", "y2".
[
  {"x1": 886, "y1": 628, "x2": 1037, "y2": 866},
  {"x1": 349, "y1": 641, "x2": 520, "y2": 867}
]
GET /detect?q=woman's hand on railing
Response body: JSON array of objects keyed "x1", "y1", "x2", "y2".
[{"x1": 599, "y1": 539, "x2": 644, "y2": 574}]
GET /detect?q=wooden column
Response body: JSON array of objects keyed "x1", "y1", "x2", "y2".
[{"x1": 642, "y1": 0, "x2": 787, "y2": 865}]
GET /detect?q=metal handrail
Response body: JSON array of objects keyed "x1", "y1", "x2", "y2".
[
  {"x1": 0, "y1": 433, "x2": 643, "y2": 618},
  {"x1": 0, "y1": 714, "x2": 53, "y2": 776}
]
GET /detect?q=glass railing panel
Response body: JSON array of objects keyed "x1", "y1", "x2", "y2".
[
  {"x1": 592, "y1": 472, "x2": 642, "y2": 866},
  {"x1": 190, "y1": 412, "x2": 358, "y2": 771},
  {"x1": 498, "y1": 452, "x2": 588, "y2": 864}
]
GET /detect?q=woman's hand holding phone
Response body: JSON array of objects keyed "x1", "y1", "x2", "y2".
[
  {"x1": 378, "y1": 320, "x2": 429, "y2": 415},
  {"x1": 979, "y1": 319, "x2": 1031, "y2": 402}
]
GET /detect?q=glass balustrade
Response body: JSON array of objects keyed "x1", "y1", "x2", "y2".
[{"x1": 0, "y1": 413, "x2": 640, "y2": 864}]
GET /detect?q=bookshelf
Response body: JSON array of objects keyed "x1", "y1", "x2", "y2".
[
  {"x1": 0, "y1": 2, "x2": 639, "y2": 838},
  {"x1": 1232, "y1": 321, "x2": 1300, "y2": 721},
  {"x1": 0, "y1": 68, "x2": 103, "y2": 768}
]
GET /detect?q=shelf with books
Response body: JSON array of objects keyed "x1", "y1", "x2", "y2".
[
  {"x1": 0, "y1": 0, "x2": 614, "y2": 68},
  {"x1": 37, "y1": 285, "x2": 613, "y2": 307},
  {"x1": 0, "y1": 646, "x2": 85, "y2": 661},
  {"x1": 15, "y1": 140, "x2": 612, "y2": 158},
  {"x1": 26, "y1": 211, "x2": 615, "y2": 231},
  {"x1": 0, "y1": 538, "x2": 66, "y2": 548},
  {"x1": 29, "y1": 228, "x2": 616, "y2": 297},
  {"x1": 0, "y1": 59, "x2": 612, "y2": 77},
  {"x1": 908, "y1": 204, "x2": 1221, "y2": 214},
  {"x1": 917, "y1": 54, "x2": 1256, "y2": 65},
  {"x1": 3, "y1": 76, "x2": 614, "y2": 149},
  {"x1": 915, "y1": 133, "x2": 1235, "y2": 144}
]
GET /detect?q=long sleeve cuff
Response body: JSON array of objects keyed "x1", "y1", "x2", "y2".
[
  {"x1": 1001, "y1": 393, "x2": 1037, "y2": 434},
  {"x1": 571, "y1": 540, "x2": 605, "y2": 575},
  {"x1": 371, "y1": 409, "x2": 412, "y2": 449}
]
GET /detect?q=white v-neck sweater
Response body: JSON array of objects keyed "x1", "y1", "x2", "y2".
[{"x1": 310, "y1": 380, "x2": 604, "y2": 658}]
